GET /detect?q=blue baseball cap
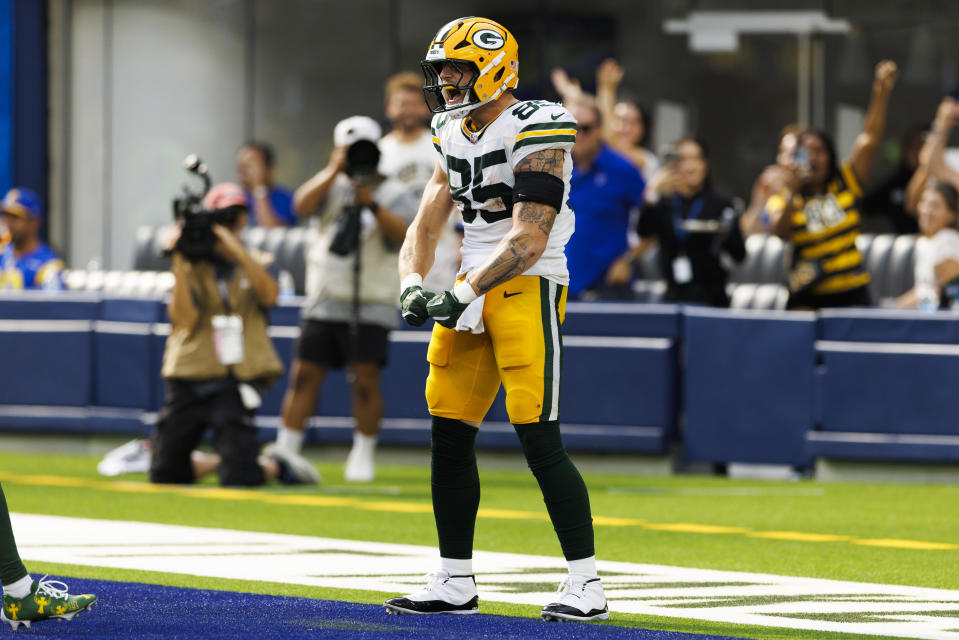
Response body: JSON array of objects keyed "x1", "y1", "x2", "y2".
[{"x1": 0, "y1": 188, "x2": 43, "y2": 220}]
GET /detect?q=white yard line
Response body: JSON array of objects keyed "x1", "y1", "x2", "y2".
[{"x1": 12, "y1": 513, "x2": 959, "y2": 640}]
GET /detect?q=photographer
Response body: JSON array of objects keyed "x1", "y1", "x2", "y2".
[
  {"x1": 623, "y1": 137, "x2": 746, "y2": 307},
  {"x1": 267, "y1": 116, "x2": 416, "y2": 483},
  {"x1": 151, "y1": 182, "x2": 310, "y2": 486}
]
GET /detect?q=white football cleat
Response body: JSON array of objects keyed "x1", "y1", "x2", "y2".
[
  {"x1": 97, "y1": 438, "x2": 152, "y2": 476},
  {"x1": 541, "y1": 574, "x2": 610, "y2": 622},
  {"x1": 384, "y1": 570, "x2": 478, "y2": 614},
  {"x1": 263, "y1": 443, "x2": 320, "y2": 485}
]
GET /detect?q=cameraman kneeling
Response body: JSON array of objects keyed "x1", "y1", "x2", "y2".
[{"x1": 151, "y1": 182, "x2": 310, "y2": 486}]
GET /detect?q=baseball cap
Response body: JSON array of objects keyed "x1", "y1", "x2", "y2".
[
  {"x1": 202, "y1": 182, "x2": 248, "y2": 211},
  {"x1": 334, "y1": 116, "x2": 382, "y2": 147},
  {"x1": 0, "y1": 188, "x2": 43, "y2": 220}
]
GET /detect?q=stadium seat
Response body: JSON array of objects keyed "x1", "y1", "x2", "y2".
[
  {"x1": 278, "y1": 227, "x2": 309, "y2": 294},
  {"x1": 729, "y1": 234, "x2": 768, "y2": 283},
  {"x1": 883, "y1": 234, "x2": 916, "y2": 299},
  {"x1": 636, "y1": 244, "x2": 662, "y2": 281},
  {"x1": 729, "y1": 283, "x2": 758, "y2": 309},
  {"x1": 758, "y1": 235, "x2": 787, "y2": 284},
  {"x1": 864, "y1": 234, "x2": 895, "y2": 301}
]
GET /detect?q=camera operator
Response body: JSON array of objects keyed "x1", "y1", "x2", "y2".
[
  {"x1": 266, "y1": 116, "x2": 417, "y2": 483},
  {"x1": 151, "y1": 182, "x2": 311, "y2": 486}
]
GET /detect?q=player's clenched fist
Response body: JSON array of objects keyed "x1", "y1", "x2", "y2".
[
  {"x1": 400, "y1": 285, "x2": 436, "y2": 327},
  {"x1": 426, "y1": 290, "x2": 470, "y2": 329}
]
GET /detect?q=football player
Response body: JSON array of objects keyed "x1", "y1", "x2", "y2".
[
  {"x1": 0, "y1": 483, "x2": 96, "y2": 629},
  {"x1": 386, "y1": 17, "x2": 608, "y2": 622}
]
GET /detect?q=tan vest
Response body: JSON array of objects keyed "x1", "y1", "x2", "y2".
[{"x1": 161, "y1": 252, "x2": 284, "y2": 383}]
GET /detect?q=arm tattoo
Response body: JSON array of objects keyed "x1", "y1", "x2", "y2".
[
  {"x1": 469, "y1": 148, "x2": 567, "y2": 294},
  {"x1": 516, "y1": 200, "x2": 558, "y2": 237},
  {"x1": 514, "y1": 148, "x2": 565, "y2": 176},
  {"x1": 472, "y1": 232, "x2": 536, "y2": 294}
]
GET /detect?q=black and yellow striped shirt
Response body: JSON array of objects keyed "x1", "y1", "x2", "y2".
[{"x1": 781, "y1": 163, "x2": 869, "y2": 296}]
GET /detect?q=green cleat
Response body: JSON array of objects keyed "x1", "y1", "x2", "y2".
[{"x1": 1, "y1": 577, "x2": 96, "y2": 630}]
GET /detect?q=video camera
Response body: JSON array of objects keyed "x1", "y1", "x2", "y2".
[{"x1": 171, "y1": 155, "x2": 243, "y2": 261}]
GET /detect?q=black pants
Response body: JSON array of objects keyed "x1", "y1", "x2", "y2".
[{"x1": 150, "y1": 378, "x2": 264, "y2": 486}]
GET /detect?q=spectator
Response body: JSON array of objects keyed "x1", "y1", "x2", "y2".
[
  {"x1": 895, "y1": 182, "x2": 959, "y2": 309},
  {"x1": 776, "y1": 124, "x2": 803, "y2": 169},
  {"x1": 906, "y1": 98, "x2": 959, "y2": 213},
  {"x1": 552, "y1": 61, "x2": 659, "y2": 179},
  {"x1": 863, "y1": 126, "x2": 926, "y2": 234},
  {"x1": 268, "y1": 116, "x2": 417, "y2": 483},
  {"x1": 236, "y1": 141, "x2": 296, "y2": 227},
  {"x1": 627, "y1": 137, "x2": 745, "y2": 306},
  {"x1": 762, "y1": 61, "x2": 898, "y2": 310},
  {"x1": 563, "y1": 98, "x2": 646, "y2": 299},
  {"x1": 740, "y1": 125, "x2": 803, "y2": 236},
  {"x1": 596, "y1": 59, "x2": 659, "y2": 179},
  {"x1": 0, "y1": 188, "x2": 64, "y2": 291},
  {"x1": 150, "y1": 183, "x2": 310, "y2": 486},
  {"x1": 378, "y1": 71, "x2": 460, "y2": 291}
]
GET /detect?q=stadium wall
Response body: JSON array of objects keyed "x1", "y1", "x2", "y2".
[{"x1": 3, "y1": 292, "x2": 959, "y2": 467}]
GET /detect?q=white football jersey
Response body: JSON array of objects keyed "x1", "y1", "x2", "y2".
[{"x1": 431, "y1": 99, "x2": 577, "y2": 284}]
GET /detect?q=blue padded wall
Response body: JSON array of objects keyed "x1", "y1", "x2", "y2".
[{"x1": 683, "y1": 308, "x2": 817, "y2": 467}]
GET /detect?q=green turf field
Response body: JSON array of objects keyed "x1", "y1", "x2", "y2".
[{"x1": 1, "y1": 447, "x2": 957, "y2": 640}]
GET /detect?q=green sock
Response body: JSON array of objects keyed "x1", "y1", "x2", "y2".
[
  {"x1": 0, "y1": 483, "x2": 28, "y2": 586},
  {"x1": 430, "y1": 416, "x2": 480, "y2": 560},
  {"x1": 514, "y1": 420, "x2": 595, "y2": 560}
]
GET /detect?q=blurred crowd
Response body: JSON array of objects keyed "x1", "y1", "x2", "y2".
[{"x1": 4, "y1": 59, "x2": 958, "y2": 312}]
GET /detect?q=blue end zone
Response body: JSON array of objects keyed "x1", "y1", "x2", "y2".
[{"x1": 18, "y1": 576, "x2": 750, "y2": 639}]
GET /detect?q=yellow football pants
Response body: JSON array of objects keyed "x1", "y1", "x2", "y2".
[{"x1": 425, "y1": 275, "x2": 567, "y2": 425}]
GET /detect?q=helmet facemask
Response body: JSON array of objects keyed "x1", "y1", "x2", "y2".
[{"x1": 421, "y1": 59, "x2": 482, "y2": 119}]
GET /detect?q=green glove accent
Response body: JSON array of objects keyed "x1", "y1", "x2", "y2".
[
  {"x1": 426, "y1": 289, "x2": 470, "y2": 329},
  {"x1": 400, "y1": 285, "x2": 436, "y2": 327}
]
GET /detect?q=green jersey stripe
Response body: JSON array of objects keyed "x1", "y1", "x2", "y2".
[
  {"x1": 514, "y1": 135, "x2": 576, "y2": 152},
  {"x1": 518, "y1": 121, "x2": 578, "y2": 133}
]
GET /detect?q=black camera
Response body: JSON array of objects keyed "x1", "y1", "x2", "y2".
[
  {"x1": 344, "y1": 140, "x2": 381, "y2": 181},
  {"x1": 171, "y1": 155, "x2": 241, "y2": 261}
]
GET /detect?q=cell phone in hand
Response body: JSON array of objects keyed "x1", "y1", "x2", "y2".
[{"x1": 949, "y1": 84, "x2": 959, "y2": 102}]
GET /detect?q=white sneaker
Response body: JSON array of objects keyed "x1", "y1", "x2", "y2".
[
  {"x1": 263, "y1": 443, "x2": 320, "y2": 485},
  {"x1": 541, "y1": 574, "x2": 610, "y2": 622},
  {"x1": 97, "y1": 439, "x2": 151, "y2": 476},
  {"x1": 344, "y1": 437, "x2": 375, "y2": 482},
  {"x1": 384, "y1": 570, "x2": 478, "y2": 614}
]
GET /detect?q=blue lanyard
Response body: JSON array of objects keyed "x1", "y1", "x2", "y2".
[{"x1": 672, "y1": 195, "x2": 705, "y2": 246}]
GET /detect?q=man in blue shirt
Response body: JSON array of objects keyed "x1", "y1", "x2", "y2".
[
  {"x1": 564, "y1": 100, "x2": 646, "y2": 298},
  {"x1": 0, "y1": 188, "x2": 64, "y2": 291},
  {"x1": 236, "y1": 141, "x2": 296, "y2": 227}
]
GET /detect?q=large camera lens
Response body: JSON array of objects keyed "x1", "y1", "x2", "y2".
[{"x1": 345, "y1": 140, "x2": 381, "y2": 178}]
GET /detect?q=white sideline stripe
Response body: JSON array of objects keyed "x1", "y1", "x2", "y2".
[
  {"x1": 94, "y1": 321, "x2": 153, "y2": 335},
  {"x1": 808, "y1": 431, "x2": 959, "y2": 446},
  {"x1": 10, "y1": 514, "x2": 959, "y2": 640},
  {"x1": 253, "y1": 416, "x2": 663, "y2": 438},
  {"x1": 816, "y1": 340, "x2": 959, "y2": 356},
  {"x1": 391, "y1": 331, "x2": 672, "y2": 349},
  {"x1": 563, "y1": 336, "x2": 672, "y2": 349},
  {"x1": 684, "y1": 307, "x2": 816, "y2": 322},
  {"x1": 0, "y1": 319, "x2": 92, "y2": 332},
  {"x1": 565, "y1": 302, "x2": 679, "y2": 315},
  {"x1": 820, "y1": 308, "x2": 959, "y2": 321}
]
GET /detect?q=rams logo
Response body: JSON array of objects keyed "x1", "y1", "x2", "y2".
[{"x1": 472, "y1": 29, "x2": 504, "y2": 50}]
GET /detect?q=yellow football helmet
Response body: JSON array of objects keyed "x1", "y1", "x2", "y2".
[{"x1": 421, "y1": 16, "x2": 519, "y2": 118}]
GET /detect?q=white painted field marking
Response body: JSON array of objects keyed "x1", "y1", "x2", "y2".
[{"x1": 12, "y1": 514, "x2": 959, "y2": 640}]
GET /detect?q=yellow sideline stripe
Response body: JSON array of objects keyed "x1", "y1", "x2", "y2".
[{"x1": 1, "y1": 471, "x2": 956, "y2": 552}]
